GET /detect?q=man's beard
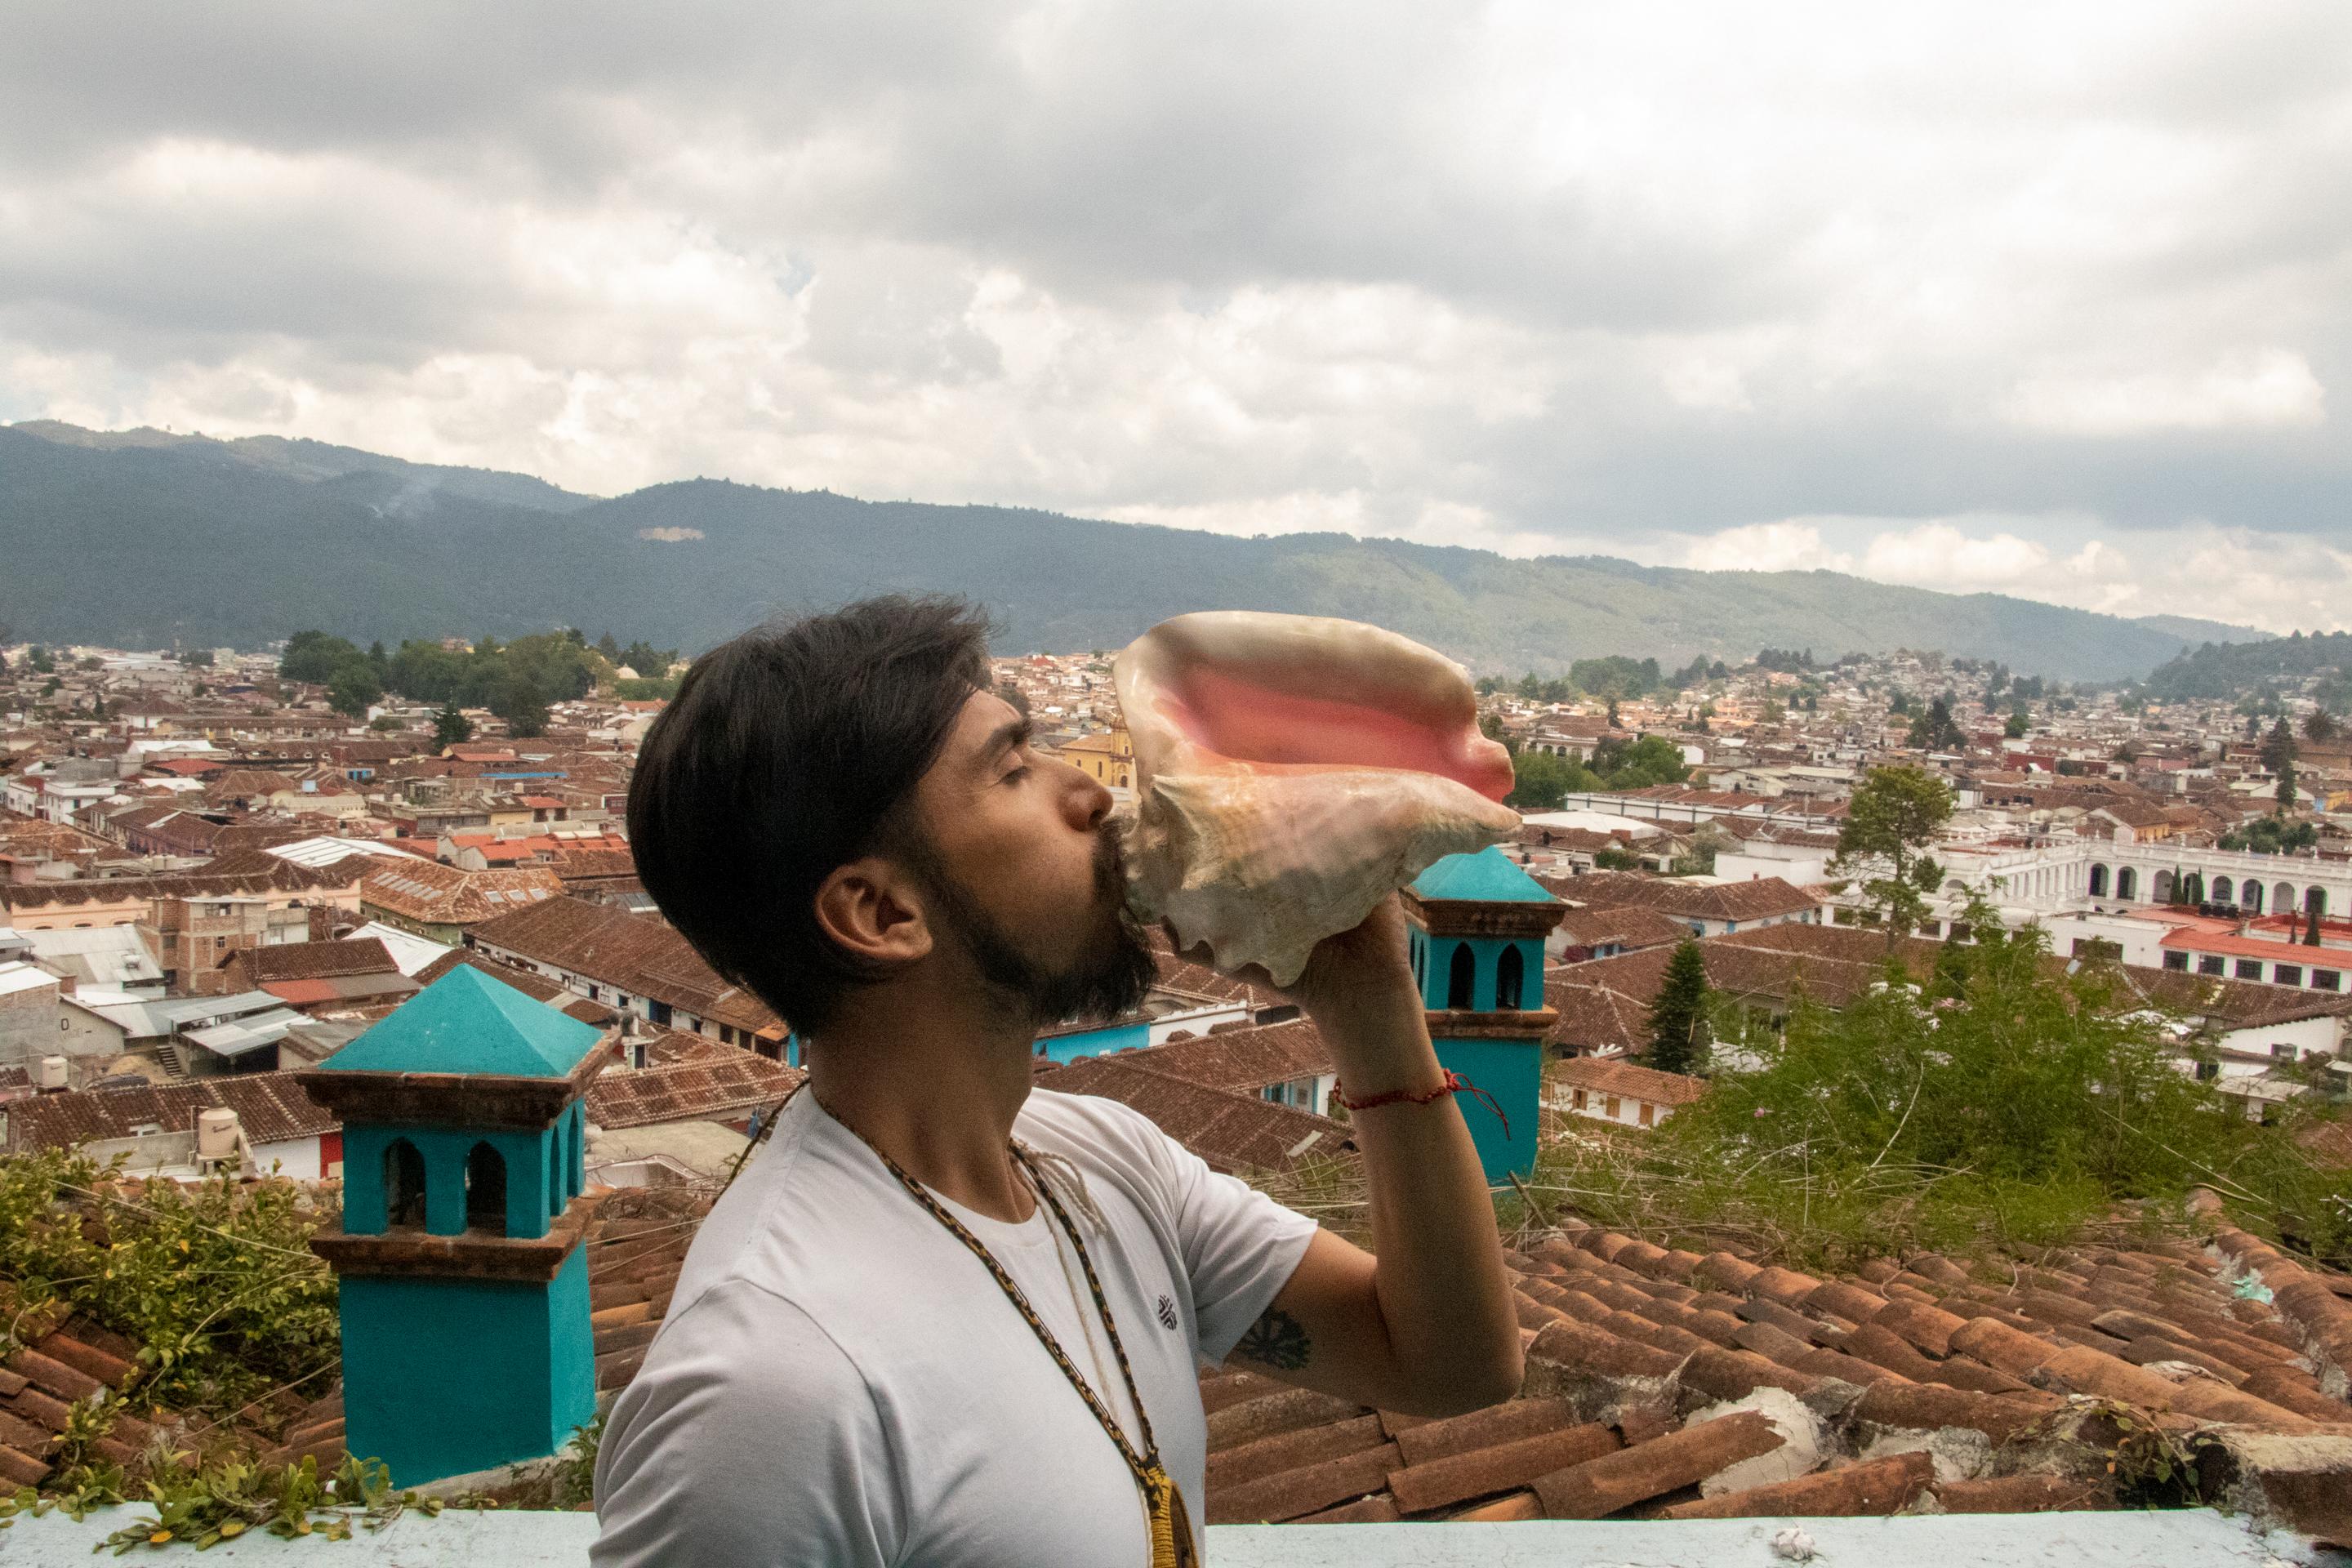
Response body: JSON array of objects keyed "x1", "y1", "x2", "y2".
[{"x1": 908, "y1": 818, "x2": 1156, "y2": 1030}]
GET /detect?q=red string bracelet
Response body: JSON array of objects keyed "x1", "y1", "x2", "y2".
[{"x1": 1331, "y1": 1069, "x2": 1510, "y2": 1138}]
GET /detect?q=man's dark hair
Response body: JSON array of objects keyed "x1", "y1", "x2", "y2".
[{"x1": 627, "y1": 596, "x2": 991, "y2": 1034}]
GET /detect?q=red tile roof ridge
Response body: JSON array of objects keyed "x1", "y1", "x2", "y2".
[{"x1": 2209, "y1": 1227, "x2": 2352, "y2": 1392}]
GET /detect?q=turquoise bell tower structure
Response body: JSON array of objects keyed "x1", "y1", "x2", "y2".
[
  {"x1": 298, "y1": 966, "x2": 614, "y2": 1486},
  {"x1": 1403, "y1": 846, "x2": 1565, "y2": 1184}
]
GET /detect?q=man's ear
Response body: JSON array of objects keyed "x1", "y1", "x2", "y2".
[{"x1": 813, "y1": 856, "x2": 935, "y2": 969}]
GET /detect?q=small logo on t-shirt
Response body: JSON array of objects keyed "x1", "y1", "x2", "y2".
[{"x1": 1156, "y1": 1294, "x2": 1178, "y2": 1331}]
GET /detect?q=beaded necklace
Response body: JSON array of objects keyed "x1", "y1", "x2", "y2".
[{"x1": 826, "y1": 1107, "x2": 1197, "y2": 1568}]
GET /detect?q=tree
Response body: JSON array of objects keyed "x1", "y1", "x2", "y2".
[
  {"x1": 280, "y1": 630, "x2": 363, "y2": 684},
  {"x1": 492, "y1": 674, "x2": 549, "y2": 738},
  {"x1": 595, "y1": 631, "x2": 623, "y2": 662},
  {"x1": 1507, "y1": 750, "x2": 1598, "y2": 811},
  {"x1": 2277, "y1": 761, "x2": 2298, "y2": 813},
  {"x1": 327, "y1": 663, "x2": 382, "y2": 718},
  {"x1": 1597, "y1": 735, "x2": 1691, "y2": 790},
  {"x1": 2261, "y1": 716, "x2": 2296, "y2": 777},
  {"x1": 620, "y1": 640, "x2": 677, "y2": 679},
  {"x1": 1905, "y1": 697, "x2": 1966, "y2": 752},
  {"x1": 433, "y1": 700, "x2": 474, "y2": 750},
  {"x1": 1673, "y1": 822, "x2": 1731, "y2": 877},
  {"x1": 1479, "y1": 712, "x2": 1517, "y2": 755},
  {"x1": 1831, "y1": 765, "x2": 1955, "y2": 951},
  {"x1": 180, "y1": 648, "x2": 214, "y2": 669},
  {"x1": 2004, "y1": 707, "x2": 2029, "y2": 739},
  {"x1": 1645, "y1": 939, "x2": 1711, "y2": 1075}
]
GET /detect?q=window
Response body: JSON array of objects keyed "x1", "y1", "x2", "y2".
[
  {"x1": 2162, "y1": 951, "x2": 2189, "y2": 972},
  {"x1": 1638, "y1": 1102, "x2": 1655, "y2": 1128},
  {"x1": 384, "y1": 1139, "x2": 427, "y2": 1229},
  {"x1": 1446, "y1": 945, "x2": 1476, "y2": 1010},
  {"x1": 2198, "y1": 955, "x2": 2225, "y2": 977},
  {"x1": 2274, "y1": 965, "x2": 2303, "y2": 988},
  {"x1": 1571, "y1": 1089, "x2": 1588, "y2": 1110},
  {"x1": 2236, "y1": 960, "x2": 2263, "y2": 981},
  {"x1": 1604, "y1": 1096, "x2": 1621, "y2": 1119},
  {"x1": 1495, "y1": 945, "x2": 1526, "y2": 1010},
  {"x1": 464, "y1": 1143, "x2": 507, "y2": 1236},
  {"x1": 2314, "y1": 970, "x2": 2341, "y2": 992}
]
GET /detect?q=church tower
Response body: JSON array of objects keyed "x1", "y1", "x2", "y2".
[
  {"x1": 299, "y1": 966, "x2": 612, "y2": 1486},
  {"x1": 1402, "y1": 847, "x2": 1565, "y2": 1183}
]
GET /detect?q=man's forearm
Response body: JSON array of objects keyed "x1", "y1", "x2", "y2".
[{"x1": 1316, "y1": 987, "x2": 1523, "y2": 1410}]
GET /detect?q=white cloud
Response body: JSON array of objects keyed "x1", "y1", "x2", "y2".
[
  {"x1": 0, "y1": 1, "x2": 2349, "y2": 625},
  {"x1": 1667, "y1": 515, "x2": 2352, "y2": 635},
  {"x1": 1681, "y1": 522, "x2": 1851, "y2": 573},
  {"x1": 1998, "y1": 350, "x2": 2327, "y2": 435},
  {"x1": 1860, "y1": 523, "x2": 2053, "y2": 589}
]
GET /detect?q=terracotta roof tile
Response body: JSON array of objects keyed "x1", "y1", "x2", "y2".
[
  {"x1": 1533, "y1": 1410, "x2": 1783, "y2": 1519},
  {"x1": 1387, "y1": 1422, "x2": 1617, "y2": 1515},
  {"x1": 1032, "y1": 1060, "x2": 1356, "y2": 1174},
  {"x1": 1660, "y1": 1448, "x2": 1935, "y2": 1519}
]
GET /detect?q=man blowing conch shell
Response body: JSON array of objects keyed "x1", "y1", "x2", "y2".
[{"x1": 593, "y1": 599, "x2": 1525, "y2": 1566}]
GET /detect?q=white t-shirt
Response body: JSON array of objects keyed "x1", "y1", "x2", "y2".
[{"x1": 590, "y1": 1086, "x2": 1319, "y2": 1566}]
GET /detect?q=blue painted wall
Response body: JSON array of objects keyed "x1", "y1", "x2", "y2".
[
  {"x1": 1414, "y1": 933, "x2": 1545, "y2": 1013},
  {"x1": 1035, "y1": 1018, "x2": 1151, "y2": 1064},
  {"x1": 1410, "y1": 922, "x2": 1548, "y2": 1181},
  {"x1": 340, "y1": 1104, "x2": 582, "y2": 1240},
  {"x1": 340, "y1": 1247, "x2": 595, "y2": 1486}
]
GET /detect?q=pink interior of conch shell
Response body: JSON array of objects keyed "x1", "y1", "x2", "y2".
[{"x1": 1115, "y1": 612, "x2": 1521, "y2": 985}]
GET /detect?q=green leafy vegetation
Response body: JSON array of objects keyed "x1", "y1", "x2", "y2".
[
  {"x1": 1503, "y1": 735, "x2": 1690, "y2": 809},
  {"x1": 1505, "y1": 751, "x2": 1599, "y2": 810},
  {"x1": 2145, "y1": 630, "x2": 2352, "y2": 702},
  {"x1": 1829, "y1": 765, "x2": 1954, "y2": 947},
  {"x1": 0, "y1": 1454, "x2": 445, "y2": 1551},
  {"x1": 1531, "y1": 905, "x2": 2352, "y2": 1270},
  {"x1": 0, "y1": 1152, "x2": 337, "y2": 1414},
  {"x1": 1904, "y1": 695, "x2": 1967, "y2": 751},
  {"x1": 1644, "y1": 940, "x2": 1711, "y2": 1076}
]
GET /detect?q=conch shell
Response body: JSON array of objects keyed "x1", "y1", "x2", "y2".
[{"x1": 1114, "y1": 612, "x2": 1521, "y2": 985}]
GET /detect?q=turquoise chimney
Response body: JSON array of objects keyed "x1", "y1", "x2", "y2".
[
  {"x1": 299, "y1": 966, "x2": 613, "y2": 1486},
  {"x1": 1403, "y1": 847, "x2": 1565, "y2": 1183}
]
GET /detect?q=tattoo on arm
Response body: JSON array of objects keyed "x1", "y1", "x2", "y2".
[{"x1": 1232, "y1": 1307, "x2": 1312, "y2": 1371}]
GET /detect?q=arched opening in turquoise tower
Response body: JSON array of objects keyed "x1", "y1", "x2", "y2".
[
  {"x1": 466, "y1": 1143, "x2": 509, "y2": 1236},
  {"x1": 1446, "y1": 944, "x2": 1476, "y2": 1009},
  {"x1": 385, "y1": 1138, "x2": 427, "y2": 1230}
]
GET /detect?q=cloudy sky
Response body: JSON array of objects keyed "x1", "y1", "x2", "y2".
[{"x1": 5, "y1": 2, "x2": 2350, "y2": 632}]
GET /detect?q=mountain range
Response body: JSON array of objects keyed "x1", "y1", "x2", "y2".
[{"x1": 0, "y1": 421, "x2": 2263, "y2": 682}]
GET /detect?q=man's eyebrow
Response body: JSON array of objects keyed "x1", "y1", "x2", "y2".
[{"x1": 979, "y1": 715, "x2": 1034, "y2": 768}]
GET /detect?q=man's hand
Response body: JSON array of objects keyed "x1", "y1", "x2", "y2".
[{"x1": 1172, "y1": 895, "x2": 1435, "y2": 1094}]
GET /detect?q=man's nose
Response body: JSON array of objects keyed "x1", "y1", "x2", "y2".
[{"x1": 1064, "y1": 760, "x2": 1112, "y2": 831}]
